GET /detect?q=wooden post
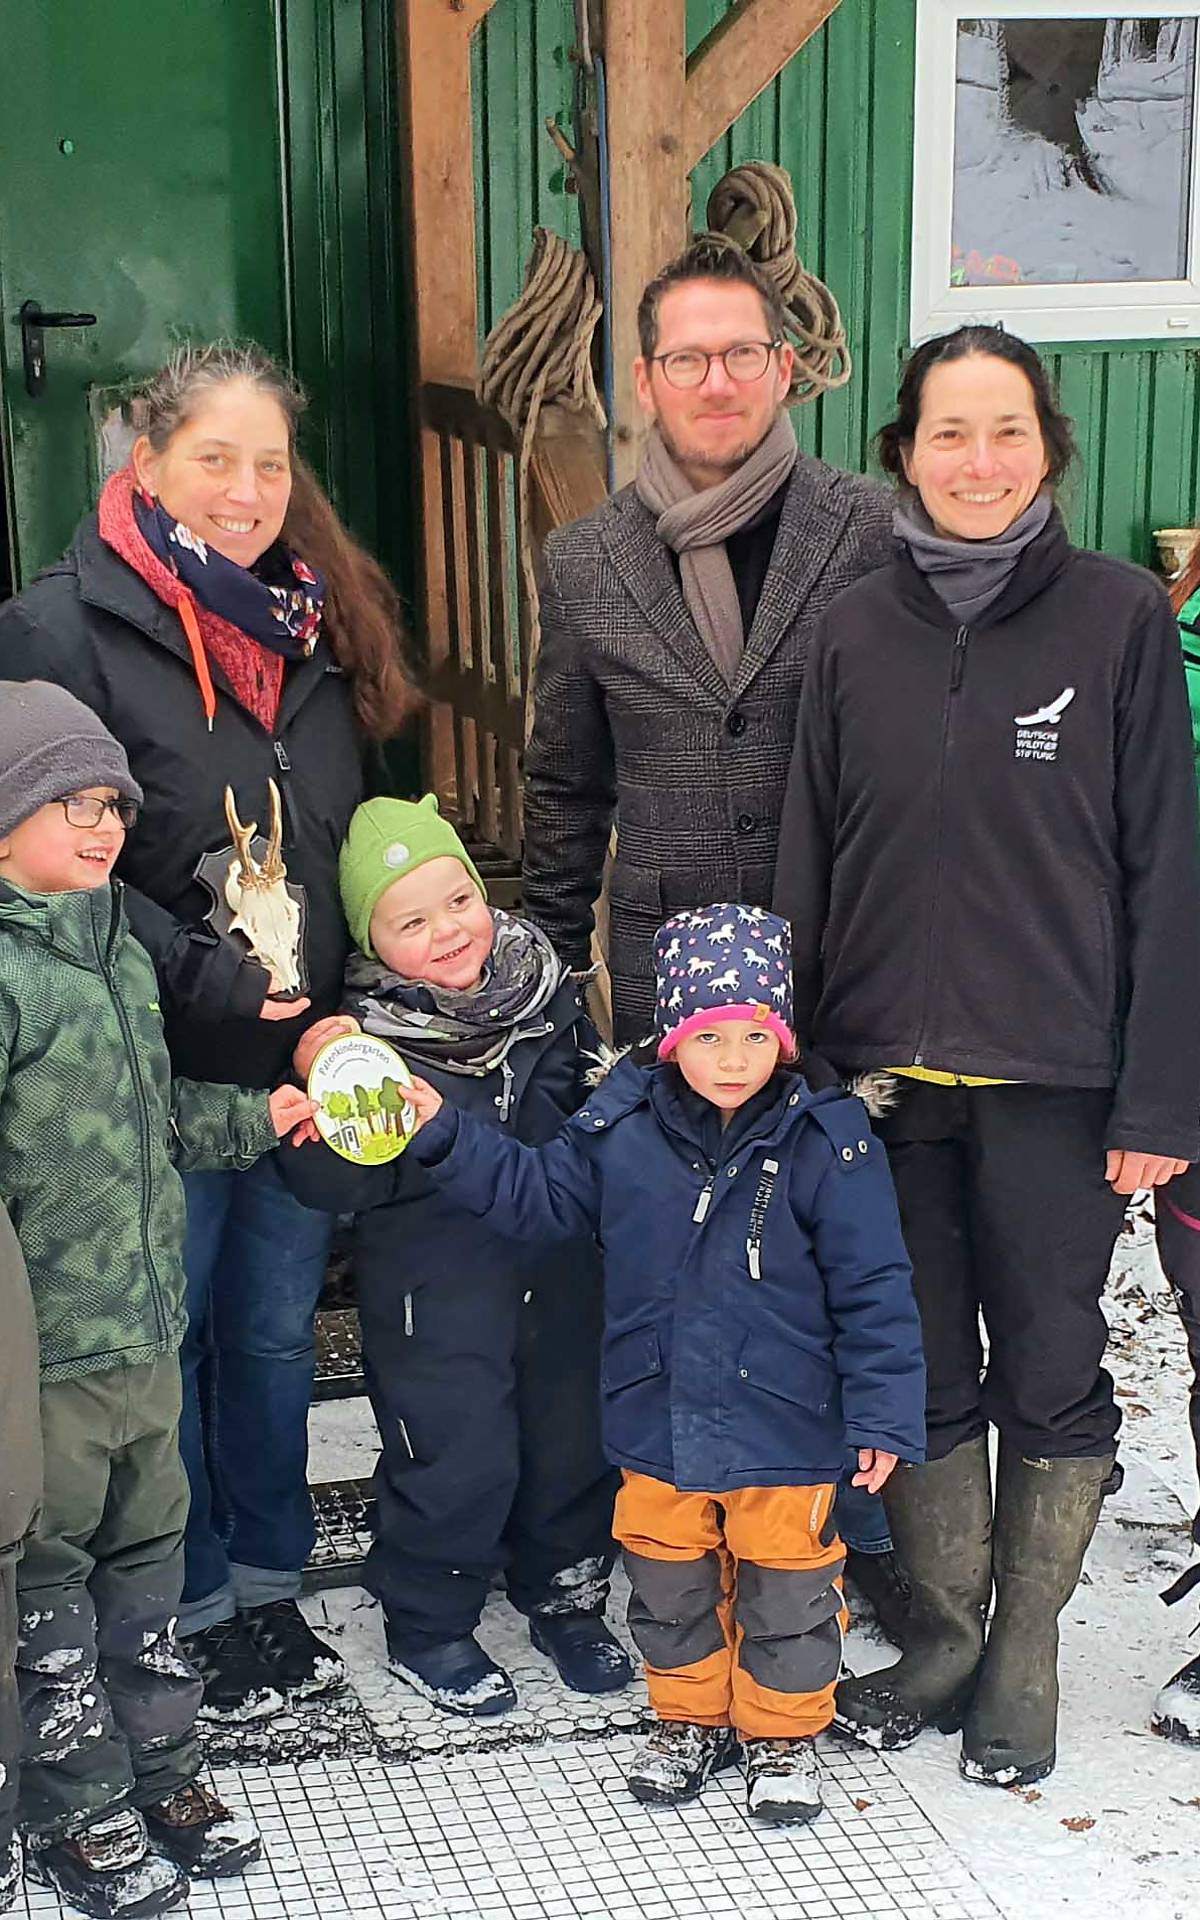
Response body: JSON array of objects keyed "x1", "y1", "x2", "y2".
[
  {"x1": 395, "y1": 0, "x2": 501, "y2": 806},
  {"x1": 683, "y1": 0, "x2": 842, "y2": 171},
  {"x1": 601, "y1": 0, "x2": 689, "y2": 486}
]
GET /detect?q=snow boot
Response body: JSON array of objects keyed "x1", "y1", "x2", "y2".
[
  {"x1": 528, "y1": 1610, "x2": 635, "y2": 1694},
  {"x1": 742, "y1": 1737, "x2": 823, "y2": 1826},
  {"x1": 29, "y1": 1807, "x2": 188, "y2": 1919},
  {"x1": 1151, "y1": 1554, "x2": 1200, "y2": 1745},
  {"x1": 625, "y1": 1721, "x2": 739, "y2": 1808},
  {"x1": 960, "y1": 1450, "x2": 1110, "y2": 1788},
  {"x1": 239, "y1": 1599, "x2": 346, "y2": 1700},
  {"x1": 836, "y1": 1436, "x2": 991, "y2": 1751},
  {"x1": 843, "y1": 1547, "x2": 910, "y2": 1650},
  {"x1": 386, "y1": 1632, "x2": 517, "y2": 1716},
  {"x1": 181, "y1": 1617, "x2": 285, "y2": 1723},
  {"x1": 0, "y1": 1835, "x2": 21, "y2": 1913},
  {"x1": 142, "y1": 1783, "x2": 262, "y2": 1879},
  {"x1": 1152, "y1": 1652, "x2": 1200, "y2": 1745}
]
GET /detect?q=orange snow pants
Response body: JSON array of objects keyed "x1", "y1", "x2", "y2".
[{"x1": 613, "y1": 1471, "x2": 847, "y2": 1739}]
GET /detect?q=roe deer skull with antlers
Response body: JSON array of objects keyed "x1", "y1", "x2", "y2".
[{"x1": 223, "y1": 780, "x2": 303, "y2": 996}]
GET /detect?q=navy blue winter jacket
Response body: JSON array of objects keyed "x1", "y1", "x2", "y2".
[{"x1": 409, "y1": 1057, "x2": 926, "y2": 1492}]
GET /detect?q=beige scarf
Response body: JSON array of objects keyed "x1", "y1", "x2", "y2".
[{"x1": 635, "y1": 414, "x2": 798, "y2": 682}]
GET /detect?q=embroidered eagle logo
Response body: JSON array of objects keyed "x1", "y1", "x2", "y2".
[{"x1": 1014, "y1": 686, "x2": 1076, "y2": 728}]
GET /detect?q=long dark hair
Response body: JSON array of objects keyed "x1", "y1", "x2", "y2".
[
  {"x1": 128, "y1": 341, "x2": 422, "y2": 740},
  {"x1": 877, "y1": 326, "x2": 1077, "y2": 488}
]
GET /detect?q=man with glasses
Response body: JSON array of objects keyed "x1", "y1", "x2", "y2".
[
  {"x1": 521, "y1": 238, "x2": 894, "y2": 1048},
  {"x1": 519, "y1": 243, "x2": 904, "y2": 1645}
]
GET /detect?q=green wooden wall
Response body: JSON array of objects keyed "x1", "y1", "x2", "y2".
[{"x1": 470, "y1": 0, "x2": 1200, "y2": 565}]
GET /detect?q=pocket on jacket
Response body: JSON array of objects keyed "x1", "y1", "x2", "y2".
[
  {"x1": 735, "y1": 1332, "x2": 834, "y2": 1415},
  {"x1": 608, "y1": 868, "x2": 663, "y2": 918},
  {"x1": 602, "y1": 1323, "x2": 663, "y2": 1392}
]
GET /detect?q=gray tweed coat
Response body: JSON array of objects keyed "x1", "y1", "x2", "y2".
[{"x1": 521, "y1": 454, "x2": 895, "y2": 1043}]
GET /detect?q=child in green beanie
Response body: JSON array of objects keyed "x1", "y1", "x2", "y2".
[{"x1": 284, "y1": 795, "x2": 630, "y2": 1713}]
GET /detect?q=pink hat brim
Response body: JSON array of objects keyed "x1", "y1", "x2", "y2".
[{"x1": 658, "y1": 1003, "x2": 796, "y2": 1061}]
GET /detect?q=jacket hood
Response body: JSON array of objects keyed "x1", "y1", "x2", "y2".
[{"x1": 0, "y1": 876, "x2": 123, "y2": 963}]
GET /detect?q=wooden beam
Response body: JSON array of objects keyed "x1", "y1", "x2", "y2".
[
  {"x1": 602, "y1": 0, "x2": 689, "y2": 486},
  {"x1": 683, "y1": 0, "x2": 841, "y2": 172},
  {"x1": 396, "y1": 0, "x2": 491, "y2": 802}
]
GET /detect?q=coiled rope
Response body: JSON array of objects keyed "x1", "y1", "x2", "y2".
[
  {"x1": 705, "y1": 160, "x2": 852, "y2": 401},
  {"x1": 476, "y1": 225, "x2": 606, "y2": 663}
]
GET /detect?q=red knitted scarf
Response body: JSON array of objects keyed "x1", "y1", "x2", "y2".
[{"x1": 98, "y1": 468, "x2": 284, "y2": 730}]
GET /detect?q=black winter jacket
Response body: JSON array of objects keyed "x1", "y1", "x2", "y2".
[
  {"x1": 280, "y1": 974, "x2": 600, "y2": 1303},
  {"x1": 0, "y1": 1201, "x2": 40, "y2": 1554},
  {"x1": 773, "y1": 512, "x2": 1200, "y2": 1160},
  {"x1": 0, "y1": 514, "x2": 364, "y2": 1088}
]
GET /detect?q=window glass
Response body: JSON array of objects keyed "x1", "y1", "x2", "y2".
[{"x1": 952, "y1": 17, "x2": 1196, "y2": 287}]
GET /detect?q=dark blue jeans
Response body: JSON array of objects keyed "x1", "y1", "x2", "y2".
[
  {"x1": 178, "y1": 1155, "x2": 335, "y2": 1629},
  {"x1": 836, "y1": 1463, "x2": 893, "y2": 1555}
]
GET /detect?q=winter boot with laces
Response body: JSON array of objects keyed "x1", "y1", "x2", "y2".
[
  {"x1": 625, "y1": 1721, "x2": 739, "y2": 1807},
  {"x1": 29, "y1": 1806, "x2": 188, "y2": 1919},
  {"x1": 836, "y1": 1436, "x2": 992, "y2": 1751},
  {"x1": 181, "y1": 1616, "x2": 285, "y2": 1723},
  {"x1": 528, "y1": 1610, "x2": 634, "y2": 1694},
  {"x1": 239, "y1": 1598, "x2": 346, "y2": 1701},
  {"x1": 1150, "y1": 1535, "x2": 1200, "y2": 1746},
  {"x1": 0, "y1": 1834, "x2": 21, "y2": 1914},
  {"x1": 142, "y1": 1782, "x2": 262, "y2": 1879},
  {"x1": 386, "y1": 1631, "x2": 517, "y2": 1716},
  {"x1": 960, "y1": 1450, "x2": 1110, "y2": 1787},
  {"x1": 741, "y1": 1736, "x2": 823, "y2": 1825}
]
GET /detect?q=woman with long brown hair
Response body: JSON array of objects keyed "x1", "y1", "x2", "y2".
[{"x1": 0, "y1": 340, "x2": 420, "y2": 1721}]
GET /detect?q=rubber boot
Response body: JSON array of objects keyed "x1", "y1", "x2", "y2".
[
  {"x1": 836, "y1": 1436, "x2": 992, "y2": 1750},
  {"x1": 960, "y1": 1450, "x2": 1110, "y2": 1788}
]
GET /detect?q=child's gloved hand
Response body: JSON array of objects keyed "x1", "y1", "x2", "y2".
[
  {"x1": 292, "y1": 1014, "x2": 360, "y2": 1079},
  {"x1": 852, "y1": 1448, "x2": 898, "y2": 1495},
  {"x1": 407, "y1": 1077, "x2": 444, "y2": 1131},
  {"x1": 269, "y1": 1084, "x2": 320, "y2": 1145}
]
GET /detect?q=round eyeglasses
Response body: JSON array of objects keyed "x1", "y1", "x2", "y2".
[
  {"x1": 60, "y1": 794, "x2": 140, "y2": 830},
  {"x1": 650, "y1": 340, "x2": 782, "y2": 391}
]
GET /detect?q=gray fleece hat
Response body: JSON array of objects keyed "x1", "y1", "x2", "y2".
[{"x1": 0, "y1": 681, "x2": 142, "y2": 839}]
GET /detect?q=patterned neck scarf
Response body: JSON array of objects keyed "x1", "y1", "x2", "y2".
[
  {"x1": 132, "y1": 488, "x2": 324, "y2": 660},
  {"x1": 342, "y1": 910, "x2": 565, "y2": 1074}
]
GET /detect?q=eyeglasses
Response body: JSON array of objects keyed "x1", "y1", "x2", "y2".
[
  {"x1": 60, "y1": 794, "x2": 139, "y2": 830},
  {"x1": 650, "y1": 340, "x2": 782, "y2": 391}
]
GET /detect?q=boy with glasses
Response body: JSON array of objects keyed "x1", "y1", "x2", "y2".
[{"x1": 0, "y1": 682, "x2": 314, "y2": 1918}]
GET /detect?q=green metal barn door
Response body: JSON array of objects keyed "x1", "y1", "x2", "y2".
[{"x1": 0, "y1": 0, "x2": 288, "y2": 586}]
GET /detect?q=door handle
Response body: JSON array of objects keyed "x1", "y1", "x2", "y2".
[{"x1": 18, "y1": 299, "x2": 98, "y2": 398}]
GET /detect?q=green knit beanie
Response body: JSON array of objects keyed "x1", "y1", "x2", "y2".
[{"x1": 339, "y1": 794, "x2": 486, "y2": 957}]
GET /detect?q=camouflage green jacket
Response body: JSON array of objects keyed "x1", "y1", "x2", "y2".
[{"x1": 0, "y1": 879, "x2": 279, "y2": 1381}]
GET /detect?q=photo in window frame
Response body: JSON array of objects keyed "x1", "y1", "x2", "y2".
[{"x1": 911, "y1": 0, "x2": 1200, "y2": 343}]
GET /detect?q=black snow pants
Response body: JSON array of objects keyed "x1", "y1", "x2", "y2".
[
  {"x1": 876, "y1": 1082, "x2": 1127, "y2": 1463},
  {"x1": 357, "y1": 1247, "x2": 619, "y2": 1649},
  {"x1": 16, "y1": 1357, "x2": 203, "y2": 1839},
  {"x1": 0, "y1": 1550, "x2": 18, "y2": 1863},
  {"x1": 1157, "y1": 1160, "x2": 1200, "y2": 1537}
]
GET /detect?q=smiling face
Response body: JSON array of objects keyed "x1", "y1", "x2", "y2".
[
  {"x1": 634, "y1": 280, "x2": 794, "y2": 490},
  {"x1": 901, "y1": 353, "x2": 1050, "y2": 540},
  {"x1": 132, "y1": 379, "x2": 293, "y2": 567},
  {"x1": 368, "y1": 856, "x2": 495, "y2": 992},
  {"x1": 0, "y1": 788, "x2": 127, "y2": 895},
  {"x1": 672, "y1": 1019, "x2": 782, "y2": 1113}
]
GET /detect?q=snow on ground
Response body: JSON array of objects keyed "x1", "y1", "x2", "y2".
[{"x1": 299, "y1": 1208, "x2": 1200, "y2": 1919}]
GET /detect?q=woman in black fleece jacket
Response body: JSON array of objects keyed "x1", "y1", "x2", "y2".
[{"x1": 773, "y1": 327, "x2": 1200, "y2": 1789}]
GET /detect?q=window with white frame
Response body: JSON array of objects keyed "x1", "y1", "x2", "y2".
[{"x1": 911, "y1": 2, "x2": 1200, "y2": 342}]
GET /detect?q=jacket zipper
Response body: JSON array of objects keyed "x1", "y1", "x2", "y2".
[
  {"x1": 911, "y1": 625, "x2": 968, "y2": 1067},
  {"x1": 495, "y1": 1057, "x2": 516, "y2": 1122},
  {"x1": 96, "y1": 916, "x2": 170, "y2": 1347},
  {"x1": 272, "y1": 739, "x2": 301, "y2": 843},
  {"x1": 692, "y1": 1177, "x2": 715, "y2": 1223},
  {"x1": 745, "y1": 1157, "x2": 780, "y2": 1279}
]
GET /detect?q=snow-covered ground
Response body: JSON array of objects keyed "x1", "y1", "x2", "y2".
[{"x1": 17, "y1": 1210, "x2": 1200, "y2": 1919}]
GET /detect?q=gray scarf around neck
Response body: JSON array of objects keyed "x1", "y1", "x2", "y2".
[
  {"x1": 635, "y1": 414, "x2": 798, "y2": 682},
  {"x1": 893, "y1": 491, "x2": 1053, "y2": 622}
]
